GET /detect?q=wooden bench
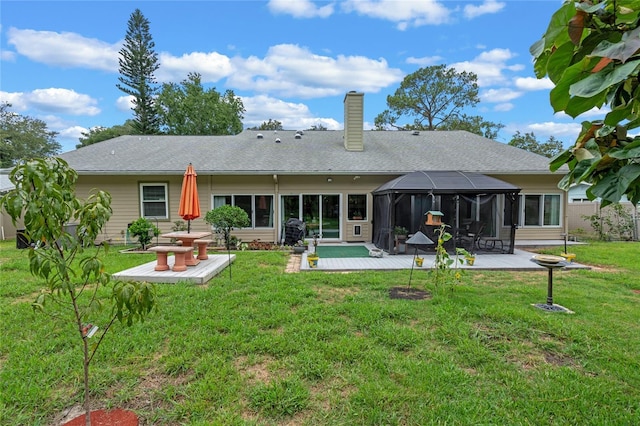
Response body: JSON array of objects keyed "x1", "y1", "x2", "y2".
[
  {"x1": 148, "y1": 246, "x2": 194, "y2": 272},
  {"x1": 193, "y1": 239, "x2": 213, "y2": 260}
]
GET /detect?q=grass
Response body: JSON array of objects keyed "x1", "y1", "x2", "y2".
[{"x1": 1, "y1": 240, "x2": 640, "y2": 425}]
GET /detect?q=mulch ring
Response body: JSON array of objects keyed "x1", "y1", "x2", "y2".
[
  {"x1": 389, "y1": 286, "x2": 432, "y2": 300},
  {"x1": 62, "y1": 408, "x2": 138, "y2": 426}
]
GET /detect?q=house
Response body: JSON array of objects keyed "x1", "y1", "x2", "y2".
[
  {"x1": 0, "y1": 171, "x2": 19, "y2": 241},
  {"x1": 6, "y1": 92, "x2": 567, "y2": 249}
]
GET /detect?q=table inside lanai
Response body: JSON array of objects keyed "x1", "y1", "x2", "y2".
[{"x1": 160, "y1": 231, "x2": 212, "y2": 266}]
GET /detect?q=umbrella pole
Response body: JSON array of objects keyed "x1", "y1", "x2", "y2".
[{"x1": 187, "y1": 220, "x2": 191, "y2": 233}]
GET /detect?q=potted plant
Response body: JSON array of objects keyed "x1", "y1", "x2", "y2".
[
  {"x1": 293, "y1": 240, "x2": 307, "y2": 254},
  {"x1": 394, "y1": 226, "x2": 409, "y2": 254},
  {"x1": 307, "y1": 252, "x2": 319, "y2": 268},
  {"x1": 352, "y1": 211, "x2": 363, "y2": 220},
  {"x1": 456, "y1": 247, "x2": 475, "y2": 265}
]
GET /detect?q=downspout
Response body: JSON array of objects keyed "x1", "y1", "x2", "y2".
[{"x1": 273, "y1": 174, "x2": 279, "y2": 244}]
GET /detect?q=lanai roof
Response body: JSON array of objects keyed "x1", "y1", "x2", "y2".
[
  {"x1": 373, "y1": 171, "x2": 521, "y2": 194},
  {"x1": 57, "y1": 130, "x2": 558, "y2": 176}
]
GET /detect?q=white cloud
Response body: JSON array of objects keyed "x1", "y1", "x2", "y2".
[
  {"x1": 552, "y1": 105, "x2": 611, "y2": 121},
  {"x1": 268, "y1": 0, "x2": 334, "y2": 18},
  {"x1": 481, "y1": 88, "x2": 522, "y2": 103},
  {"x1": 464, "y1": 0, "x2": 505, "y2": 19},
  {"x1": 494, "y1": 102, "x2": 514, "y2": 112},
  {"x1": 157, "y1": 51, "x2": 234, "y2": 83},
  {"x1": 341, "y1": 0, "x2": 451, "y2": 29},
  {"x1": 1, "y1": 50, "x2": 16, "y2": 61},
  {"x1": 527, "y1": 121, "x2": 581, "y2": 138},
  {"x1": 515, "y1": 76, "x2": 554, "y2": 91},
  {"x1": 451, "y1": 48, "x2": 520, "y2": 86},
  {"x1": 116, "y1": 95, "x2": 134, "y2": 112},
  {"x1": 228, "y1": 44, "x2": 404, "y2": 98},
  {"x1": 30, "y1": 88, "x2": 100, "y2": 115},
  {"x1": 58, "y1": 125, "x2": 87, "y2": 140},
  {"x1": 406, "y1": 56, "x2": 443, "y2": 66},
  {"x1": 0, "y1": 91, "x2": 27, "y2": 110},
  {"x1": 1, "y1": 88, "x2": 99, "y2": 116},
  {"x1": 6, "y1": 27, "x2": 119, "y2": 71},
  {"x1": 241, "y1": 95, "x2": 340, "y2": 130}
]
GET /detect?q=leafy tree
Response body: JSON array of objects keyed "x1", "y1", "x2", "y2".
[
  {"x1": 508, "y1": 131, "x2": 564, "y2": 158},
  {"x1": 204, "y1": 205, "x2": 250, "y2": 280},
  {"x1": 0, "y1": 102, "x2": 61, "y2": 167},
  {"x1": 438, "y1": 113, "x2": 504, "y2": 139},
  {"x1": 128, "y1": 217, "x2": 160, "y2": 250},
  {"x1": 374, "y1": 65, "x2": 487, "y2": 132},
  {"x1": 0, "y1": 157, "x2": 157, "y2": 423},
  {"x1": 117, "y1": 8, "x2": 161, "y2": 135},
  {"x1": 306, "y1": 123, "x2": 328, "y2": 131},
  {"x1": 204, "y1": 205, "x2": 250, "y2": 250},
  {"x1": 248, "y1": 119, "x2": 284, "y2": 131},
  {"x1": 76, "y1": 120, "x2": 137, "y2": 148},
  {"x1": 531, "y1": 0, "x2": 640, "y2": 206},
  {"x1": 156, "y1": 72, "x2": 245, "y2": 135}
]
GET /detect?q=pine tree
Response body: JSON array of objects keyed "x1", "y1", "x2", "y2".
[{"x1": 117, "y1": 9, "x2": 160, "y2": 135}]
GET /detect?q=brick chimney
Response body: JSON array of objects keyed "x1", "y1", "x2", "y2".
[{"x1": 344, "y1": 91, "x2": 364, "y2": 151}]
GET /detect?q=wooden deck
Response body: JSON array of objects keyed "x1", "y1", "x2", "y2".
[{"x1": 113, "y1": 254, "x2": 235, "y2": 284}]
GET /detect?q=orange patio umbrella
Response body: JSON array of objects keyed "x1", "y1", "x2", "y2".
[{"x1": 178, "y1": 163, "x2": 201, "y2": 233}]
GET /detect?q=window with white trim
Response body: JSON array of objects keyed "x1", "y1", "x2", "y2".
[
  {"x1": 140, "y1": 183, "x2": 168, "y2": 219},
  {"x1": 213, "y1": 194, "x2": 274, "y2": 228},
  {"x1": 521, "y1": 194, "x2": 561, "y2": 227},
  {"x1": 347, "y1": 194, "x2": 367, "y2": 220}
]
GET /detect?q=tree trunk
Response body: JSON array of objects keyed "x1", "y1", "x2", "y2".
[{"x1": 83, "y1": 336, "x2": 91, "y2": 426}]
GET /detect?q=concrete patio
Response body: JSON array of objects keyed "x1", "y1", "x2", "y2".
[
  {"x1": 299, "y1": 241, "x2": 589, "y2": 272},
  {"x1": 113, "y1": 253, "x2": 235, "y2": 284},
  {"x1": 112, "y1": 240, "x2": 588, "y2": 284}
]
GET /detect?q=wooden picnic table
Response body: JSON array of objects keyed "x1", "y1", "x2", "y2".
[{"x1": 161, "y1": 231, "x2": 212, "y2": 266}]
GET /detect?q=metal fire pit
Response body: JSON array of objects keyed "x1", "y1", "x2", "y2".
[{"x1": 530, "y1": 255, "x2": 573, "y2": 313}]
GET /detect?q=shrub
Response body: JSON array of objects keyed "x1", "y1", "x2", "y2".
[{"x1": 128, "y1": 217, "x2": 160, "y2": 250}]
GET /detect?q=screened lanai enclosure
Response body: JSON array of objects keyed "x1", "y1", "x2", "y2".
[{"x1": 372, "y1": 171, "x2": 521, "y2": 254}]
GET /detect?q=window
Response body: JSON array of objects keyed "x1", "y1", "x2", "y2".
[
  {"x1": 140, "y1": 183, "x2": 168, "y2": 219},
  {"x1": 212, "y1": 194, "x2": 274, "y2": 228},
  {"x1": 519, "y1": 194, "x2": 561, "y2": 227},
  {"x1": 348, "y1": 194, "x2": 367, "y2": 220}
]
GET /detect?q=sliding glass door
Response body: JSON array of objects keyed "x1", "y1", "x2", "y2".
[{"x1": 281, "y1": 194, "x2": 340, "y2": 240}]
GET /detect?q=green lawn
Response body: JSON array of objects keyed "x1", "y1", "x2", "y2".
[{"x1": 1, "y1": 240, "x2": 639, "y2": 425}]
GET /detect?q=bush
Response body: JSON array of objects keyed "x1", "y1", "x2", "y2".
[
  {"x1": 582, "y1": 203, "x2": 636, "y2": 241},
  {"x1": 128, "y1": 218, "x2": 160, "y2": 249}
]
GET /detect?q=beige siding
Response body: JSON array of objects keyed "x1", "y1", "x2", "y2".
[
  {"x1": 65, "y1": 171, "x2": 569, "y2": 246},
  {"x1": 344, "y1": 92, "x2": 364, "y2": 152},
  {"x1": 494, "y1": 173, "x2": 566, "y2": 241},
  {"x1": 75, "y1": 175, "x2": 211, "y2": 244}
]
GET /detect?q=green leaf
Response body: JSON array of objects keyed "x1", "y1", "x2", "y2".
[
  {"x1": 549, "y1": 149, "x2": 573, "y2": 172},
  {"x1": 591, "y1": 26, "x2": 640, "y2": 63},
  {"x1": 550, "y1": 57, "x2": 596, "y2": 112},
  {"x1": 547, "y1": 41, "x2": 577, "y2": 83},
  {"x1": 565, "y1": 90, "x2": 607, "y2": 117},
  {"x1": 609, "y1": 139, "x2": 640, "y2": 159},
  {"x1": 543, "y1": 2, "x2": 577, "y2": 50},
  {"x1": 590, "y1": 164, "x2": 640, "y2": 202},
  {"x1": 570, "y1": 59, "x2": 640, "y2": 98}
]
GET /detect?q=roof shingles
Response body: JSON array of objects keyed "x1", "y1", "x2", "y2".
[{"x1": 59, "y1": 130, "x2": 555, "y2": 176}]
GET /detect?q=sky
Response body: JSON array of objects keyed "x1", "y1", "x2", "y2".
[{"x1": 1, "y1": 0, "x2": 590, "y2": 153}]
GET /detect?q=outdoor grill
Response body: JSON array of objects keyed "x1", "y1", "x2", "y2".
[{"x1": 283, "y1": 218, "x2": 306, "y2": 246}]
